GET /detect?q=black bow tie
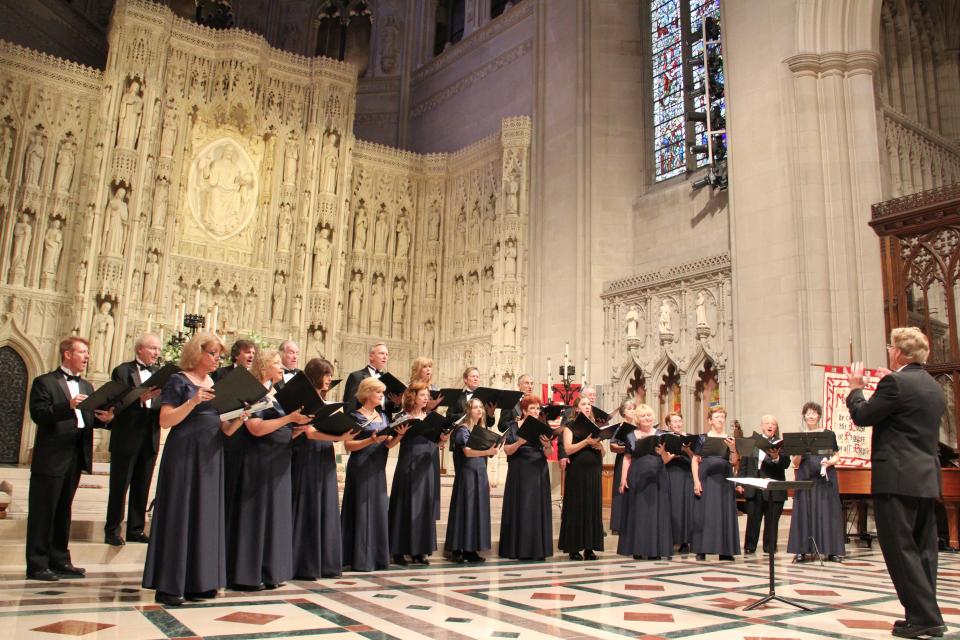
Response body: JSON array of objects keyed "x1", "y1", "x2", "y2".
[
  {"x1": 63, "y1": 372, "x2": 80, "y2": 382},
  {"x1": 137, "y1": 363, "x2": 152, "y2": 372},
  {"x1": 284, "y1": 369, "x2": 297, "y2": 375}
]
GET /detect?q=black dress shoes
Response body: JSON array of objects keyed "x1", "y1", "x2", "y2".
[
  {"x1": 451, "y1": 550, "x2": 465, "y2": 564},
  {"x1": 231, "y1": 583, "x2": 265, "y2": 591},
  {"x1": 827, "y1": 555, "x2": 843, "y2": 563},
  {"x1": 891, "y1": 623, "x2": 947, "y2": 638},
  {"x1": 26, "y1": 569, "x2": 59, "y2": 581},
  {"x1": 719, "y1": 555, "x2": 735, "y2": 561},
  {"x1": 185, "y1": 590, "x2": 218, "y2": 601},
  {"x1": 677, "y1": 543, "x2": 690, "y2": 554},
  {"x1": 412, "y1": 554, "x2": 429, "y2": 565},
  {"x1": 392, "y1": 554, "x2": 409, "y2": 566},
  {"x1": 155, "y1": 592, "x2": 184, "y2": 606},
  {"x1": 696, "y1": 553, "x2": 706, "y2": 561},
  {"x1": 792, "y1": 554, "x2": 806, "y2": 563},
  {"x1": 126, "y1": 532, "x2": 150, "y2": 543},
  {"x1": 583, "y1": 550, "x2": 598, "y2": 561},
  {"x1": 568, "y1": 551, "x2": 583, "y2": 561},
  {"x1": 743, "y1": 547, "x2": 756, "y2": 554},
  {"x1": 464, "y1": 551, "x2": 485, "y2": 563},
  {"x1": 104, "y1": 534, "x2": 125, "y2": 546},
  {"x1": 51, "y1": 563, "x2": 85, "y2": 578}
]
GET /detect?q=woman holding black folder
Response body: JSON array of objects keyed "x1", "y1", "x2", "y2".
[
  {"x1": 499, "y1": 395, "x2": 553, "y2": 560},
  {"x1": 787, "y1": 402, "x2": 845, "y2": 562},
  {"x1": 409, "y1": 357, "x2": 443, "y2": 520},
  {"x1": 691, "y1": 406, "x2": 740, "y2": 561},
  {"x1": 662, "y1": 412, "x2": 695, "y2": 553},
  {"x1": 143, "y1": 333, "x2": 248, "y2": 606},
  {"x1": 389, "y1": 382, "x2": 445, "y2": 565},
  {"x1": 609, "y1": 400, "x2": 638, "y2": 534},
  {"x1": 290, "y1": 358, "x2": 351, "y2": 579},
  {"x1": 558, "y1": 396, "x2": 605, "y2": 560},
  {"x1": 341, "y1": 377, "x2": 408, "y2": 571},
  {"x1": 446, "y1": 398, "x2": 500, "y2": 563},
  {"x1": 226, "y1": 349, "x2": 313, "y2": 590},
  {"x1": 617, "y1": 404, "x2": 673, "y2": 560}
]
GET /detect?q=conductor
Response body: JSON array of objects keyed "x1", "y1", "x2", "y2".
[{"x1": 846, "y1": 327, "x2": 947, "y2": 639}]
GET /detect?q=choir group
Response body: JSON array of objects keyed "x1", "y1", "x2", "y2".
[{"x1": 25, "y1": 331, "x2": 847, "y2": 608}]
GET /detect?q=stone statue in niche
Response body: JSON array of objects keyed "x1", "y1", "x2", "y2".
[
  {"x1": 283, "y1": 140, "x2": 298, "y2": 185},
  {"x1": 504, "y1": 238, "x2": 517, "y2": 278},
  {"x1": 505, "y1": 174, "x2": 519, "y2": 215},
  {"x1": 353, "y1": 203, "x2": 368, "y2": 251},
  {"x1": 9, "y1": 212, "x2": 32, "y2": 285},
  {"x1": 152, "y1": 177, "x2": 169, "y2": 228},
  {"x1": 427, "y1": 203, "x2": 440, "y2": 241},
  {"x1": 658, "y1": 299, "x2": 672, "y2": 334},
  {"x1": 242, "y1": 289, "x2": 258, "y2": 328},
  {"x1": 292, "y1": 295, "x2": 302, "y2": 323},
  {"x1": 503, "y1": 304, "x2": 516, "y2": 346},
  {"x1": 426, "y1": 262, "x2": 437, "y2": 298},
  {"x1": 395, "y1": 216, "x2": 410, "y2": 258},
  {"x1": 470, "y1": 203, "x2": 482, "y2": 247},
  {"x1": 483, "y1": 306, "x2": 493, "y2": 331},
  {"x1": 308, "y1": 325, "x2": 326, "y2": 356},
  {"x1": 272, "y1": 272, "x2": 287, "y2": 322},
  {"x1": 39, "y1": 218, "x2": 63, "y2": 289},
  {"x1": 75, "y1": 260, "x2": 87, "y2": 294},
  {"x1": 625, "y1": 305, "x2": 639, "y2": 338},
  {"x1": 392, "y1": 279, "x2": 407, "y2": 332},
  {"x1": 261, "y1": 134, "x2": 275, "y2": 196},
  {"x1": 370, "y1": 274, "x2": 385, "y2": 331},
  {"x1": 467, "y1": 273, "x2": 480, "y2": 330},
  {"x1": 483, "y1": 197, "x2": 496, "y2": 244},
  {"x1": 696, "y1": 291, "x2": 709, "y2": 327},
  {"x1": 312, "y1": 226, "x2": 332, "y2": 289},
  {"x1": 482, "y1": 267, "x2": 493, "y2": 302},
  {"x1": 320, "y1": 132, "x2": 339, "y2": 193},
  {"x1": 53, "y1": 138, "x2": 76, "y2": 193},
  {"x1": 23, "y1": 135, "x2": 44, "y2": 187},
  {"x1": 103, "y1": 187, "x2": 129, "y2": 256},
  {"x1": 455, "y1": 209, "x2": 466, "y2": 253},
  {"x1": 348, "y1": 272, "x2": 363, "y2": 331},
  {"x1": 422, "y1": 319, "x2": 435, "y2": 354},
  {"x1": 453, "y1": 277, "x2": 464, "y2": 333},
  {"x1": 83, "y1": 203, "x2": 96, "y2": 238},
  {"x1": 116, "y1": 79, "x2": 143, "y2": 149},
  {"x1": 0, "y1": 126, "x2": 11, "y2": 180},
  {"x1": 159, "y1": 104, "x2": 178, "y2": 157},
  {"x1": 277, "y1": 203, "x2": 293, "y2": 252},
  {"x1": 491, "y1": 304, "x2": 501, "y2": 343},
  {"x1": 90, "y1": 301, "x2": 115, "y2": 373},
  {"x1": 379, "y1": 18, "x2": 400, "y2": 74},
  {"x1": 374, "y1": 207, "x2": 390, "y2": 254},
  {"x1": 142, "y1": 252, "x2": 159, "y2": 303},
  {"x1": 195, "y1": 143, "x2": 256, "y2": 238}
]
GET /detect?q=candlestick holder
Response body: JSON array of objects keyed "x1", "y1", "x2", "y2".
[
  {"x1": 550, "y1": 365, "x2": 579, "y2": 406},
  {"x1": 184, "y1": 313, "x2": 206, "y2": 333}
]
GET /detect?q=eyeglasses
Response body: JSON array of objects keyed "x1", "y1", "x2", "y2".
[{"x1": 204, "y1": 350, "x2": 220, "y2": 357}]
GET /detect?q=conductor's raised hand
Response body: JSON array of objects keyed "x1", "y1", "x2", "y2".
[{"x1": 846, "y1": 361, "x2": 866, "y2": 390}]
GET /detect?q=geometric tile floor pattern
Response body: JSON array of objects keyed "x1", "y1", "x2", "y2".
[{"x1": 2, "y1": 546, "x2": 960, "y2": 639}]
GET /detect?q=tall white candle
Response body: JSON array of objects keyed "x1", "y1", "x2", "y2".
[
  {"x1": 160, "y1": 328, "x2": 165, "y2": 343},
  {"x1": 194, "y1": 288, "x2": 201, "y2": 314},
  {"x1": 583, "y1": 357, "x2": 588, "y2": 383},
  {"x1": 147, "y1": 314, "x2": 152, "y2": 332},
  {"x1": 178, "y1": 303, "x2": 185, "y2": 332},
  {"x1": 212, "y1": 304, "x2": 219, "y2": 334}
]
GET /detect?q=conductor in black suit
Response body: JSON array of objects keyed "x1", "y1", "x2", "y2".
[
  {"x1": 26, "y1": 336, "x2": 114, "y2": 581},
  {"x1": 735, "y1": 415, "x2": 790, "y2": 554},
  {"x1": 847, "y1": 327, "x2": 947, "y2": 639},
  {"x1": 104, "y1": 333, "x2": 162, "y2": 546},
  {"x1": 341, "y1": 342, "x2": 400, "y2": 413},
  {"x1": 210, "y1": 338, "x2": 256, "y2": 382}
]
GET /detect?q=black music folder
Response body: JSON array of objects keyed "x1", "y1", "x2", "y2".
[
  {"x1": 632, "y1": 433, "x2": 663, "y2": 457},
  {"x1": 541, "y1": 404, "x2": 568, "y2": 422},
  {"x1": 781, "y1": 430, "x2": 837, "y2": 456},
  {"x1": 275, "y1": 372, "x2": 325, "y2": 416},
  {"x1": 77, "y1": 380, "x2": 132, "y2": 412},
  {"x1": 313, "y1": 412, "x2": 359, "y2": 436},
  {"x1": 209, "y1": 366, "x2": 269, "y2": 414},
  {"x1": 377, "y1": 372, "x2": 407, "y2": 397},
  {"x1": 404, "y1": 412, "x2": 455, "y2": 442},
  {"x1": 661, "y1": 432, "x2": 697, "y2": 455},
  {"x1": 470, "y1": 387, "x2": 524, "y2": 411},
  {"x1": 736, "y1": 436, "x2": 758, "y2": 457},
  {"x1": 466, "y1": 425, "x2": 503, "y2": 450},
  {"x1": 568, "y1": 413, "x2": 601, "y2": 443},
  {"x1": 432, "y1": 388, "x2": 464, "y2": 408},
  {"x1": 698, "y1": 435, "x2": 730, "y2": 458},
  {"x1": 517, "y1": 416, "x2": 554, "y2": 443},
  {"x1": 119, "y1": 363, "x2": 181, "y2": 410},
  {"x1": 591, "y1": 405, "x2": 611, "y2": 425},
  {"x1": 752, "y1": 431, "x2": 784, "y2": 453}
]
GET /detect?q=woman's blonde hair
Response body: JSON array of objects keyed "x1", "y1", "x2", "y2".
[
  {"x1": 464, "y1": 397, "x2": 485, "y2": 426},
  {"x1": 891, "y1": 326, "x2": 930, "y2": 364},
  {"x1": 179, "y1": 332, "x2": 225, "y2": 370},
  {"x1": 409, "y1": 357, "x2": 434, "y2": 383},
  {"x1": 250, "y1": 348, "x2": 279, "y2": 382},
  {"x1": 356, "y1": 376, "x2": 386, "y2": 405}
]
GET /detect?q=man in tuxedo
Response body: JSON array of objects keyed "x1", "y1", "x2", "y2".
[
  {"x1": 497, "y1": 373, "x2": 534, "y2": 431},
  {"x1": 27, "y1": 336, "x2": 114, "y2": 581},
  {"x1": 278, "y1": 340, "x2": 301, "y2": 386},
  {"x1": 211, "y1": 338, "x2": 256, "y2": 382},
  {"x1": 341, "y1": 342, "x2": 401, "y2": 412},
  {"x1": 104, "y1": 333, "x2": 162, "y2": 546},
  {"x1": 735, "y1": 415, "x2": 789, "y2": 554},
  {"x1": 847, "y1": 327, "x2": 947, "y2": 639},
  {"x1": 446, "y1": 366, "x2": 495, "y2": 427}
]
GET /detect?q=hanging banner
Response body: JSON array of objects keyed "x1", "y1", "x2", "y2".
[{"x1": 821, "y1": 365, "x2": 882, "y2": 467}]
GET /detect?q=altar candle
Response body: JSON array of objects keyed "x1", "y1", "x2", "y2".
[
  {"x1": 583, "y1": 357, "x2": 588, "y2": 383},
  {"x1": 194, "y1": 288, "x2": 201, "y2": 314},
  {"x1": 178, "y1": 303, "x2": 185, "y2": 332},
  {"x1": 212, "y1": 304, "x2": 219, "y2": 334},
  {"x1": 147, "y1": 314, "x2": 152, "y2": 332},
  {"x1": 159, "y1": 328, "x2": 164, "y2": 343}
]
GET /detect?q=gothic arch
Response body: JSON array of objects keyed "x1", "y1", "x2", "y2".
[
  {"x1": 0, "y1": 312, "x2": 46, "y2": 464},
  {"x1": 610, "y1": 355, "x2": 646, "y2": 407}
]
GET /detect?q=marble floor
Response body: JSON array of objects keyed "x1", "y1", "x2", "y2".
[{"x1": 2, "y1": 547, "x2": 959, "y2": 639}]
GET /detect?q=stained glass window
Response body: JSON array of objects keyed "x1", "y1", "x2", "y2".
[{"x1": 652, "y1": 0, "x2": 723, "y2": 182}]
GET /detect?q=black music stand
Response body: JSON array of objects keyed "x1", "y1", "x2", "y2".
[{"x1": 730, "y1": 478, "x2": 816, "y2": 611}]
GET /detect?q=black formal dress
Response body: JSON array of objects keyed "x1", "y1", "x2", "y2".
[
  {"x1": 665, "y1": 446, "x2": 695, "y2": 548},
  {"x1": 848, "y1": 362, "x2": 946, "y2": 629},
  {"x1": 105, "y1": 360, "x2": 160, "y2": 541},
  {"x1": 225, "y1": 397, "x2": 293, "y2": 587},
  {"x1": 26, "y1": 368, "x2": 95, "y2": 575},
  {"x1": 786, "y1": 430, "x2": 845, "y2": 558},
  {"x1": 498, "y1": 421, "x2": 552, "y2": 560},
  {"x1": 340, "y1": 410, "x2": 390, "y2": 571},
  {"x1": 617, "y1": 431, "x2": 673, "y2": 559},
  {"x1": 445, "y1": 425, "x2": 492, "y2": 554},
  {"x1": 389, "y1": 424, "x2": 438, "y2": 558},
  {"x1": 692, "y1": 435, "x2": 740, "y2": 556},
  {"x1": 291, "y1": 434, "x2": 341, "y2": 578},
  {"x1": 143, "y1": 373, "x2": 226, "y2": 596},
  {"x1": 609, "y1": 435, "x2": 627, "y2": 533},
  {"x1": 558, "y1": 434, "x2": 604, "y2": 553},
  {"x1": 737, "y1": 442, "x2": 790, "y2": 553}
]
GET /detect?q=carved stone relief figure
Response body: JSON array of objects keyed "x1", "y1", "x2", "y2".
[
  {"x1": 117, "y1": 79, "x2": 143, "y2": 149},
  {"x1": 392, "y1": 279, "x2": 407, "y2": 332},
  {"x1": 348, "y1": 271, "x2": 363, "y2": 331},
  {"x1": 504, "y1": 238, "x2": 517, "y2": 278},
  {"x1": 91, "y1": 301, "x2": 115, "y2": 373},
  {"x1": 658, "y1": 299, "x2": 672, "y2": 334},
  {"x1": 427, "y1": 202, "x2": 440, "y2": 241},
  {"x1": 503, "y1": 304, "x2": 516, "y2": 346},
  {"x1": 379, "y1": 18, "x2": 400, "y2": 74},
  {"x1": 103, "y1": 187, "x2": 129, "y2": 256},
  {"x1": 482, "y1": 266, "x2": 493, "y2": 303},
  {"x1": 625, "y1": 305, "x2": 639, "y2": 338},
  {"x1": 422, "y1": 319, "x2": 435, "y2": 354},
  {"x1": 374, "y1": 206, "x2": 390, "y2": 254},
  {"x1": 159, "y1": 103, "x2": 178, "y2": 157},
  {"x1": 455, "y1": 209, "x2": 466, "y2": 253},
  {"x1": 53, "y1": 138, "x2": 76, "y2": 193},
  {"x1": 470, "y1": 203, "x2": 482, "y2": 248},
  {"x1": 23, "y1": 135, "x2": 44, "y2": 187},
  {"x1": 0, "y1": 125, "x2": 11, "y2": 180},
  {"x1": 453, "y1": 276, "x2": 464, "y2": 334},
  {"x1": 292, "y1": 295, "x2": 302, "y2": 324},
  {"x1": 277, "y1": 203, "x2": 293, "y2": 252},
  {"x1": 152, "y1": 177, "x2": 169, "y2": 228},
  {"x1": 195, "y1": 143, "x2": 255, "y2": 237},
  {"x1": 696, "y1": 291, "x2": 709, "y2": 327},
  {"x1": 142, "y1": 251, "x2": 159, "y2": 303},
  {"x1": 395, "y1": 216, "x2": 410, "y2": 258},
  {"x1": 283, "y1": 138, "x2": 298, "y2": 185},
  {"x1": 370, "y1": 274, "x2": 385, "y2": 331},
  {"x1": 272, "y1": 272, "x2": 287, "y2": 322},
  {"x1": 308, "y1": 324, "x2": 326, "y2": 356},
  {"x1": 242, "y1": 289, "x2": 258, "y2": 328},
  {"x1": 505, "y1": 174, "x2": 519, "y2": 215},
  {"x1": 467, "y1": 272, "x2": 480, "y2": 331},
  {"x1": 9, "y1": 212, "x2": 33, "y2": 285},
  {"x1": 353, "y1": 203, "x2": 368, "y2": 251},
  {"x1": 483, "y1": 196, "x2": 496, "y2": 244},
  {"x1": 312, "y1": 226, "x2": 332, "y2": 289},
  {"x1": 75, "y1": 260, "x2": 87, "y2": 294},
  {"x1": 320, "y1": 132, "x2": 339, "y2": 193},
  {"x1": 426, "y1": 262, "x2": 437, "y2": 298},
  {"x1": 39, "y1": 218, "x2": 63, "y2": 289}
]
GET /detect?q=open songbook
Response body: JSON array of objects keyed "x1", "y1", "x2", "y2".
[
  {"x1": 727, "y1": 477, "x2": 776, "y2": 490},
  {"x1": 219, "y1": 398, "x2": 273, "y2": 421}
]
